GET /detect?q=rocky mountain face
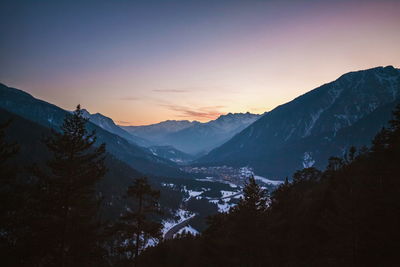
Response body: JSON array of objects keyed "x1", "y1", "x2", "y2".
[
  {"x1": 0, "y1": 83, "x2": 185, "y2": 177},
  {"x1": 81, "y1": 109, "x2": 150, "y2": 147},
  {"x1": 122, "y1": 113, "x2": 261, "y2": 155},
  {"x1": 198, "y1": 66, "x2": 400, "y2": 179}
]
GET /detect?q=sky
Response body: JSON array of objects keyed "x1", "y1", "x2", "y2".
[{"x1": 1, "y1": 0, "x2": 399, "y2": 125}]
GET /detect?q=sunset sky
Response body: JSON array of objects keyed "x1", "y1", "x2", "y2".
[{"x1": 1, "y1": 0, "x2": 399, "y2": 125}]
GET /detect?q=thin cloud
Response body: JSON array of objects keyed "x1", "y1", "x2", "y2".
[
  {"x1": 152, "y1": 86, "x2": 232, "y2": 94},
  {"x1": 120, "y1": 96, "x2": 141, "y2": 101},
  {"x1": 161, "y1": 104, "x2": 225, "y2": 120},
  {"x1": 152, "y1": 89, "x2": 190, "y2": 93}
]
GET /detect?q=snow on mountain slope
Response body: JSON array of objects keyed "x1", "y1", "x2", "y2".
[
  {"x1": 162, "y1": 112, "x2": 261, "y2": 154},
  {"x1": 122, "y1": 120, "x2": 197, "y2": 144},
  {"x1": 122, "y1": 113, "x2": 261, "y2": 155}
]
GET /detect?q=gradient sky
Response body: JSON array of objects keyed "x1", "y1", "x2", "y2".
[{"x1": 1, "y1": 0, "x2": 399, "y2": 125}]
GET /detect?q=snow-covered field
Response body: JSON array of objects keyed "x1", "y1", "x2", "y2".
[
  {"x1": 206, "y1": 189, "x2": 241, "y2": 213},
  {"x1": 174, "y1": 225, "x2": 199, "y2": 237},
  {"x1": 239, "y1": 167, "x2": 284, "y2": 186},
  {"x1": 161, "y1": 183, "x2": 213, "y2": 201},
  {"x1": 254, "y1": 175, "x2": 284, "y2": 186},
  {"x1": 145, "y1": 238, "x2": 158, "y2": 248},
  {"x1": 216, "y1": 202, "x2": 235, "y2": 213},
  {"x1": 220, "y1": 190, "x2": 239, "y2": 198},
  {"x1": 195, "y1": 177, "x2": 215, "y2": 182},
  {"x1": 182, "y1": 186, "x2": 211, "y2": 201},
  {"x1": 159, "y1": 170, "x2": 283, "y2": 238},
  {"x1": 161, "y1": 182, "x2": 176, "y2": 189},
  {"x1": 226, "y1": 182, "x2": 238, "y2": 188},
  {"x1": 161, "y1": 178, "x2": 243, "y2": 214}
]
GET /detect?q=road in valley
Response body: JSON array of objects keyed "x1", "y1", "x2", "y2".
[
  {"x1": 163, "y1": 190, "x2": 243, "y2": 239},
  {"x1": 163, "y1": 215, "x2": 195, "y2": 240}
]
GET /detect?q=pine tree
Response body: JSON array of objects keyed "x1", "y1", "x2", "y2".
[
  {"x1": 371, "y1": 104, "x2": 400, "y2": 153},
  {"x1": 111, "y1": 177, "x2": 162, "y2": 267},
  {"x1": 371, "y1": 127, "x2": 390, "y2": 152},
  {"x1": 235, "y1": 175, "x2": 268, "y2": 213},
  {"x1": 132, "y1": 104, "x2": 400, "y2": 267},
  {"x1": 292, "y1": 167, "x2": 322, "y2": 183},
  {"x1": 206, "y1": 176, "x2": 268, "y2": 266},
  {"x1": 389, "y1": 104, "x2": 400, "y2": 132},
  {"x1": 110, "y1": 177, "x2": 162, "y2": 266},
  {"x1": 326, "y1": 156, "x2": 344, "y2": 171},
  {"x1": 387, "y1": 104, "x2": 400, "y2": 148},
  {"x1": 0, "y1": 119, "x2": 20, "y2": 264},
  {"x1": 0, "y1": 119, "x2": 19, "y2": 218},
  {"x1": 0, "y1": 119, "x2": 18, "y2": 164},
  {"x1": 32, "y1": 105, "x2": 106, "y2": 266}
]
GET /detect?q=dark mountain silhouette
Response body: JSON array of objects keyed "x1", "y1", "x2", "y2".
[
  {"x1": 80, "y1": 109, "x2": 150, "y2": 147},
  {"x1": 0, "y1": 83, "x2": 185, "y2": 177},
  {"x1": 0, "y1": 107, "x2": 188, "y2": 224},
  {"x1": 198, "y1": 66, "x2": 400, "y2": 179}
]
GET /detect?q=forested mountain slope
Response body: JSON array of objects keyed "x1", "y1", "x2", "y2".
[
  {"x1": 198, "y1": 66, "x2": 400, "y2": 179},
  {"x1": 0, "y1": 83, "x2": 185, "y2": 177}
]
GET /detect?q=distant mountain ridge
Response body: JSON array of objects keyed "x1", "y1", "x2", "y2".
[
  {"x1": 198, "y1": 66, "x2": 400, "y2": 179},
  {"x1": 122, "y1": 112, "x2": 261, "y2": 155},
  {"x1": 3, "y1": 65, "x2": 397, "y2": 179},
  {"x1": 80, "y1": 109, "x2": 150, "y2": 147},
  {"x1": 122, "y1": 120, "x2": 197, "y2": 145},
  {"x1": 0, "y1": 82, "x2": 259, "y2": 165}
]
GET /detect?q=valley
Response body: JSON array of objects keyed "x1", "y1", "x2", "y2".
[
  {"x1": 1, "y1": 66, "x2": 399, "y2": 237},
  {"x1": 1, "y1": 66, "x2": 399, "y2": 265},
  {"x1": 157, "y1": 166, "x2": 283, "y2": 237}
]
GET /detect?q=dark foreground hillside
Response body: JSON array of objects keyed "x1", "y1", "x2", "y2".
[
  {"x1": 0, "y1": 108, "x2": 183, "y2": 221},
  {"x1": 140, "y1": 105, "x2": 400, "y2": 267},
  {"x1": 1, "y1": 102, "x2": 399, "y2": 266}
]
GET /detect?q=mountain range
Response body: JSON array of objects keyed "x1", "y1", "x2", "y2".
[
  {"x1": 122, "y1": 112, "x2": 261, "y2": 155},
  {"x1": 197, "y1": 66, "x2": 400, "y2": 179},
  {"x1": 1, "y1": 65, "x2": 399, "y2": 235},
  {"x1": 77, "y1": 107, "x2": 261, "y2": 159},
  {"x1": 1, "y1": 65, "x2": 398, "y2": 181}
]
